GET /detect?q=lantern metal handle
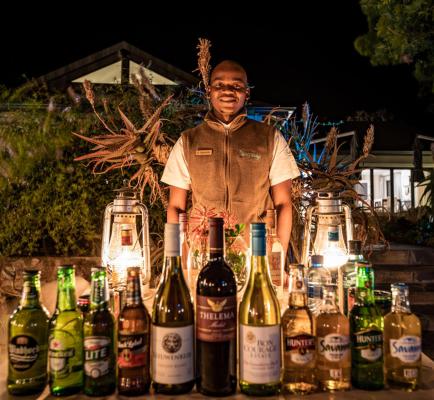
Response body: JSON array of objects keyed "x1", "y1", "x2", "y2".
[
  {"x1": 301, "y1": 205, "x2": 317, "y2": 267},
  {"x1": 101, "y1": 202, "x2": 114, "y2": 268},
  {"x1": 342, "y1": 203, "x2": 353, "y2": 246},
  {"x1": 134, "y1": 202, "x2": 151, "y2": 285}
]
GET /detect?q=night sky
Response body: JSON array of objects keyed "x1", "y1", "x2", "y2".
[{"x1": 1, "y1": 2, "x2": 431, "y2": 130}]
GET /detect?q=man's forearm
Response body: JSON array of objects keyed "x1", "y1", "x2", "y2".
[
  {"x1": 276, "y1": 202, "x2": 292, "y2": 255},
  {"x1": 167, "y1": 205, "x2": 181, "y2": 223},
  {"x1": 166, "y1": 186, "x2": 188, "y2": 223}
]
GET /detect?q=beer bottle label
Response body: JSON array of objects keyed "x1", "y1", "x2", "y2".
[
  {"x1": 49, "y1": 330, "x2": 77, "y2": 378},
  {"x1": 403, "y1": 368, "x2": 419, "y2": 379},
  {"x1": 318, "y1": 334, "x2": 350, "y2": 362},
  {"x1": 353, "y1": 329, "x2": 383, "y2": 362},
  {"x1": 118, "y1": 333, "x2": 148, "y2": 368},
  {"x1": 84, "y1": 336, "x2": 111, "y2": 378},
  {"x1": 9, "y1": 335, "x2": 40, "y2": 371},
  {"x1": 240, "y1": 324, "x2": 281, "y2": 384},
  {"x1": 269, "y1": 252, "x2": 282, "y2": 286},
  {"x1": 285, "y1": 334, "x2": 315, "y2": 365},
  {"x1": 151, "y1": 325, "x2": 194, "y2": 384},
  {"x1": 390, "y1": 336, "x2": 421, "y2": 363},
  {"x1": 307, "y1": 284, "x2": 322, "y2": 300},
  {"x1": 196, "y1": 295, "x2": 236, "y2": 342}
]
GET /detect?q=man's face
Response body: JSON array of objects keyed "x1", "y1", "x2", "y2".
[{"x1": 209, "y1": 67, "x2": 249, "y2": 120}]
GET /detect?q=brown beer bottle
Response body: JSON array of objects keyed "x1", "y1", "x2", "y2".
[{"x1": 118, "y1": 267, "x2": 151, "y2": 395}]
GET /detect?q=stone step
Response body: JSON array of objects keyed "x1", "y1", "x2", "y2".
[
  {"x1": 369, "y1": 244, "x2": 434, "y2": 266},
  {"x1": 373, "y1": 265, "x2": 434, "y2": 285}
]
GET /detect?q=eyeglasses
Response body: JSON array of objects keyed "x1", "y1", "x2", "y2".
[{"x1": 209, "y1": 83, "x2": 248, "y2": 93}]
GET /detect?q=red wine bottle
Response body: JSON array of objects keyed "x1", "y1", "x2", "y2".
[{"x1": 196, "y1": 217, "x2": 237, "y2": 396}]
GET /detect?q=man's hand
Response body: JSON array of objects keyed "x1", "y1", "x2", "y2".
[
  {"x1": 167, "y1": 186, "x2": 188, "y2": 223},
  {"x1": 271, "y1": 179, "x2": 293, "y2": 255}
]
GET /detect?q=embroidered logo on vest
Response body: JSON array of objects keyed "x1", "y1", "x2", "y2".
[{"x1": 239, "y1": 149, "x2": 261, "y2": 160}]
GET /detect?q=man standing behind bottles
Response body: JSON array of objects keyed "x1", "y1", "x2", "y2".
[{"x1": 161, "y1": 60, "x2": 299, "y2": 253}]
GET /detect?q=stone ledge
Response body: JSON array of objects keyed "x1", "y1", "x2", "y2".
[{"x1": 0, "y1": 256, "x2": 99, "y2": 297}]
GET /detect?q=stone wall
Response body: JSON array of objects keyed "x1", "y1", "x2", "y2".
[
  {"x1": 0, "y1": 256, "x2": 99, "y2": 298},
  {"x1": 0, "y1": 256, "x2": 99, "y2": 345}
]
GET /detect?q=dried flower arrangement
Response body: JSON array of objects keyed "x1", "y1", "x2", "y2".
[{"x1": 269, "y1": 103, "x2": 387, "y2": 262}]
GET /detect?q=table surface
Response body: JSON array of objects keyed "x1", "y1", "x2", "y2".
[{"x1": 1, "y1": 349, "x2": 434, "y2": 400}]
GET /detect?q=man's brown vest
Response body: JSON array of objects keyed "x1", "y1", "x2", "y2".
[{"x1": 182, "y1": 111, "x2": 275, "y2": 226}]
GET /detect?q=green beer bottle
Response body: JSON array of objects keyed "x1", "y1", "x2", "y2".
[
  {"x1": 350, "y1": 262, "x2": 384, "y2": 390},
  {"x1": 83, "y1": 267, "x2": 116, "y2": 396},
  {"x1": 8, "y1": 270, "x2": 49, "y2": 395},
  {"x1": 48, "y1": 265, "x2": 83, "y2": 396}
]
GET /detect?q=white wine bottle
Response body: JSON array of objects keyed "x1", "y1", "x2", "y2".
[
  {"x1": 239, "y1": 222, "x2": 281, "y2": 396},
  {"x1": 151, "y1": 223, "x2": 195, "y2": 394}
]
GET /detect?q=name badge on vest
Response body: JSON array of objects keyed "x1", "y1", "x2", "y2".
[{"x1": 196, "y1": 148, "x2": 213, "y2": 156}]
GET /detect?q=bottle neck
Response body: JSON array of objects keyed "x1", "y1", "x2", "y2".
[
  {"x1": 391, "y1": 291, "x2": 411, "y2": 313},
  {"x1": 266, "y1": 226, "x2": 277, "y2": 237},
  {"x1": 348, "y1": 254, "x2": 365, "y2": 263},
  {"x1": 321, "y1": 290, "x2": 340, "y2": 314},
  {"x1": 208, "y1": 221, "x2": 225, "y2": 262},
  {"x1": 163, "y1": 255, "x2": 183, "y2": 280},
  {"x1": 355, "y1": 265, "x2": 375, "y2": 304},
  {"x1": 20, "y1": 274, "x2": 42, "y2": 308},
  {"x1": 126, "y1": 275, "x2": 143, "y2": 306},
  {"x1": 90, "y1": 270, "x2": 110, "y2": 310},
  {"x1": 56, "y1": 270, "x2": 77, "y2": 311},
  {"x1": 288, "y1": 269, "x2": 307, "y2": 308},
  {"x1": 180, "y1": 221, "x2": 188, "y2": 234}
]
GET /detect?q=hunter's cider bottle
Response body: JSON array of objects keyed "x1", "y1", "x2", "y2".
[
  {"x1": 83, "y1": 267, "x2": 116, "y2": 396},
  {"x1": 315, "y1": 284, "x2": 351, "y2": 391},
  {"x1": 350, "y1": 262, "x2": 384, "y2": 390},
  {"x1": 282, "y1": 264, "x2": 317, "y2": 394},
  {"x1": 8, "y1": 270, "x2": 49, "y2": 395},
  {"x1": 384, "y1": 283, "x2": 421, "y2": 391},
  {"x1": 239, "y1": 222, "x2": 281, "y2": 396},
  {"x1": 48, "y1": 265, "x2": 83, "y2": 396}
]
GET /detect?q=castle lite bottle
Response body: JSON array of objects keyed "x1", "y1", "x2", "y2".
[
  {"x1": 118, "y1": 267, "x2": 151, "y2": 395},
  {"x1": 8, "y1": 270, "x2": 49, "y2": 395},
  {"x1": 152, "y1": 223, "x2": 195, "y2": 394},
  {"x1": 350, "y1": 262, "x2": 384, "y2": 390},
  {"x1": 83, "y1": 267, "x2": 116, "y2": 396},
  {"x1": 239, "y1": 222, "x2": 281, "y2": 396},
  {"x1": 315, "y1": 284, "x2": 351, "y2": 391},
  {"x1": 384, "y1": 283, "x2": 421, "y2": 391},
  {"x1": 196, "y1": 217, "x2": 237, "y2": 396},
  {"x1": 48, "y1": 265, "x2": 83, "y2": 396},
  {"x1": 282, "y1": 264, "x2": 317, "y2": 394}
]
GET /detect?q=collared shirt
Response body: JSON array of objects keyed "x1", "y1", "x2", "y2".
[{"x1": 162, "y1": 129, "x2": 299, "y2": 190}]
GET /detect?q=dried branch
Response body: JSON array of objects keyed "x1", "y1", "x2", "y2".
[{"x1": 194, "y1": 38, "x2": 212, "y2": 94}]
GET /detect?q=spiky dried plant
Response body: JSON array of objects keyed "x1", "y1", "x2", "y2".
[
  {"x1": 74, "y1": 77, "x2": 173, "y2": 202},
  {"x1": 273, "y1": 104, "x2": 386, "y2": 262},
  {"x1": 194, "y1": 38, "x2": 212, "y2": 96}
]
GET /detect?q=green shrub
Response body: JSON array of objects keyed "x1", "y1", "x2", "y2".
[{"x1": 0, "y1": 83, "x2": 198, "y2": 256}]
